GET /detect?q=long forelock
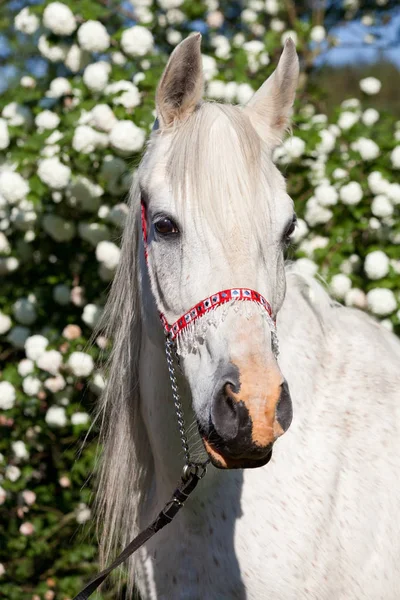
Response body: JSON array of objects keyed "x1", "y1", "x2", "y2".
[{"x1": 161, "y1": 102, "x2": 280, "y2": 243}]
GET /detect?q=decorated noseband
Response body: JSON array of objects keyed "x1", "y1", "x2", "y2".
[{"x1": 140, "y1": 202, "x2": 279, "y2": 354}]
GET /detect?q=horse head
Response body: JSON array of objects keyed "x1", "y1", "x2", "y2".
[{"x1": 138, "y1": 33, "x2": 299, "y2": 469}]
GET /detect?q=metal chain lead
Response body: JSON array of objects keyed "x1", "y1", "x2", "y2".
[{"x1": 165, "y1": 339, "x2": 191, "y2": 465}]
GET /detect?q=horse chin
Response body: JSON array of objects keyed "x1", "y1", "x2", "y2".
[{"x1": 202, "y1": 438, "x2": 273, "y2": 470}]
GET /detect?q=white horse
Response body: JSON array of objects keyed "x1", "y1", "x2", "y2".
[{"x1": 96, "y1": 34, "x2": 400, "y2": 599}]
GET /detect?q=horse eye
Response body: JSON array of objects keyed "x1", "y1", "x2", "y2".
[
  {"x1": 283, "y1": 217, "x2": 297, "y2": 245},
  {"x1": 154, "y1": 217, "x2": 179, "y2": 236}
]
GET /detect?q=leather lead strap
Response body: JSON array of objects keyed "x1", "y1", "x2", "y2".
[{"x1": 73, "y1": 471, "x2": 202, "y2": 600}]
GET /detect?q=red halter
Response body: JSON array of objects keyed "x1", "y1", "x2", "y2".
[{"x1": 141, "y1": 202, "x2": 275, "y2": 342}]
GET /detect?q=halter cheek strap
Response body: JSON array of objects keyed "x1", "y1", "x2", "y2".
[{"x1": 141, "y1": 201, "x2": 278, "y2": 347}]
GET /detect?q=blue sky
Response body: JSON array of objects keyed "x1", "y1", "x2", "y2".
[{"x1": 316, "y1": 7, "x2": 400, "y2": 67}]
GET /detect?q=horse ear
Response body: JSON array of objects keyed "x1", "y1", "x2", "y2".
[
  {"x1": 244, "y1": 39, "x2": 299, "y2": 143},
  {"x1": 156, "y1": 32, "x2": 204, "y2": 128}
]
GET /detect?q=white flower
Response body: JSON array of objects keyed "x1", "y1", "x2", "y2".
[
  {"x1": 22, "y1": 490, "x2": 36, "y2": 505},
  {"x1": 13, "y1": 298, "x2": 37, "y2": 326},
  {"x1": 83, "y1": 62, "x2": 110, "y2": 92},
  {"x1": 0, "y1": 232, "x2": 10, "y2": 254},
  {"x1": 7, "y1": 326, "x2": 30, "y2": 349},
  {"x1": 359, "y1": 76, "x2": 381, "y2": 95},
  {"x1": 212, "y1": 35, "x2": 231, "y2": 60},
  {"x1": 0, "y1": 311, "x2": 12, "y2": 334},
  {"x1": 46, "y1": 130, "x2": 64, "y2": 145},
  {"x1": 14, "y1": 7, "x2": 39, "y2": 34},
  {"x1": 18, "y1": 359, "x2": 34, "y2": 377},
  {"x1": 317, "y1": 130, "x2": 335, "y2": 154},
  {"x1": 299, "y1": 235, "x2": 329, "y2": 258},
  {"x1": 68, "y1": 352, "x2": 94, "y2": 377},
  {"x1": 166, "y1": 29, "x2": 182, "y2": 46},
  {"x1": 6, "y1": 465, "x2": 21, "y2": 482},
  {"x1": 388, "y1": 183, "x2": 400, "y2": 205},
  {"x1": 367, "y1": 171, "x2": 390, "y2": 195},
  {"x1": 38, "y1": 158, "x2": 71, "y2": 189},
  {"x1": 281, "y1": 31, "x2": 298, "y2": 46},
  {"x1": 362, "y1": 108, "x2": 379, "y2": 126},
  {"x1": 345, "y1": 288, "x2": 367, "y2": 309},
  {"x1": 91, "y1": 104, "x2": 117, "y2": 132},
  {"x1": 82, "y1": 303, "x2": 103, "y2": 328},
  {"x1": 339, "y1": 181, "x2": 363, "y2": 206},
  {"x1": 90, "y1": 372, "x2": 106, "y2": 394},
  {"x1": 112, "y1": 51, "x2": 127, "y2": 65},
  {"x1": 295, "y1": 258, "x2": 318, "y2": 277},
  {"x1": 77, "y1": 20, "x2": 110, "y2": 52},
  {"x1": 43, "y1": 2, "x2": 76, "y2": 35},
  {"x1": 46, "y1": 77, "x2": 71, "y2": 98},
  {"x1": 351, "y1": 137, "x2": 379, "y2": 161},
  {"x1": 0, "y1": 381, "x2": 16, "y2": 410},
  {"x1": 25, "y1": 334, "x2": 48, "y2": 361},
  {"x1": 0, "y1": 171, "x2": 29, "y2": 204},
  {"x1": 44, "y1": 375, "x2": 66, "y2": 393},
  {"x1": 20, "y1": 75, "x2": 36, "y2": 89},
  {"x1": 72, "y1": 125, "x2": 108, "y2": 154},
  {"x1": 364, "y1": 250, "x2": 390, "y2": 280},
  {"x1": 109, "y1": 121, "x2": 146, "y2": 155},
  {"x1": 236, "y1": 83, "x2": 254, "y2": 105},
  {"x1": 113, "y1": 88, "x2": 141, "y2": 110},
  {"x1": 95, "y1": 240, "x2": 120, "y2": 270},
  {"x1": 371, "y1": 195, "x2": 393, "y2": 218},
  {"x1": 310, "y1": 25, "x2": 326, "y2": 43},
  {"x1": 331, "y1": 168, "x2": 346, "y2": 181},
  {"x1": 107, "y1": 203, "x2": 129, "y2": 227},
  {"x1": 2, "y1": 102, "x2": 32, "y2": 126},
  {"x1": 76, "y1": 502, "x2": 91, "y2": 524},
  {"x1": 68, "y1": 177, "x2": 103, "y2": 212},
  {"x1": 291, "y1": 218, "x2": 308, "y2": 244},
  {"x1": 37, "y1": 350, "x2": 62, "y2": 375},
  {"x1": 283, "y1": 136, "x2": 306, "y2": 159},
  {"x1": 71, "y1": 412, "x2": 90, "y2": 425},
  {"x1": 381, "y1": 319, "x2": 393, "y2": 332},
  {"x1": 0, "y1": 489, "x2": 6, "y2": 506},
  {"x1": 0, "y1": 119, "x2": 9, "y2": 150},
  {"x1": 42, "y1": 214, "x2": 75, "y2": 242},
  {"x1": 121, "y1": 25, "x2": 154, "y2": 57},
  {"x1": 78, "y1": 222, "x2": 110, "y2": 246},
  {"x1": 35, "y1": 110, "x2": 60, "y2": 131},
  {"x1": 158, "y1": 0, "x2": 184, "y2": 8},
  {"x1": 338, "y1": 111, "x2": 359, "y2": 130},
  {"x1": 45, "y1": 405, "x2": 67, "y2": 427},
  {"x1": 201, "y1": 55, "x2": 218, "y2": 81},
  {"x1": 22, "y1": 375, "x2": 41, "y2": 396},
  {"x1": 270, "y1": 18, "x2": 285, "y2": 32},
  {"x1": 64, "y1": 44, "x2": 86, "y2": 72},
  {"x1": 391, "y1": 146, "x2": 400, "y2": 169},
  {"x1": 38, "y1": 35, "x2": 68, "y2": 63},
  {"x1": 53, "y1": 284, "x2": 70, "y2": 305},
  {"x1": 367, "y1": 288, "x2": 397, "y2": 316},
  {"x1": 223, "y1": 82, "x2": 238, "y2": 102},
  {"x1": 265, "y1": 0, "x2": 279, "y2": 14},
  {"x1": 330, "y1": 274, "x2": 352, "y2": 299},
  {"x1": 304, "y1": 197, "x2": 333, "y2": 226},
  {"x1": 314, "y1": 183, "x2": 338, "y2": 207},
  {"x1": 12, "y1": 441, "x2": 29, "y2": 460}
]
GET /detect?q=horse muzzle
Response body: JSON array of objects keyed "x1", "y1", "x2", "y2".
[{"x1": 200, "y1": 374, "x2": 293, "y2": 470}]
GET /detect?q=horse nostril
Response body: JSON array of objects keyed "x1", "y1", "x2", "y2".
[
  {"x1": 211, "y1": 382, "x2": 240, "y2": 441},
  {"x1": 276, "y1": 380, "x2": 293, "y2": 432}
]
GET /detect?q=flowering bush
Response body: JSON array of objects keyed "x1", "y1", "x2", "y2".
[{"x1": 0, "y1": 1, "x2": 399, "y2": 598}]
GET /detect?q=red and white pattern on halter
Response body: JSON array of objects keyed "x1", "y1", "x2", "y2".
[{"x1": 141, "y1": 202, "x2": 275, "y2": 341}]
